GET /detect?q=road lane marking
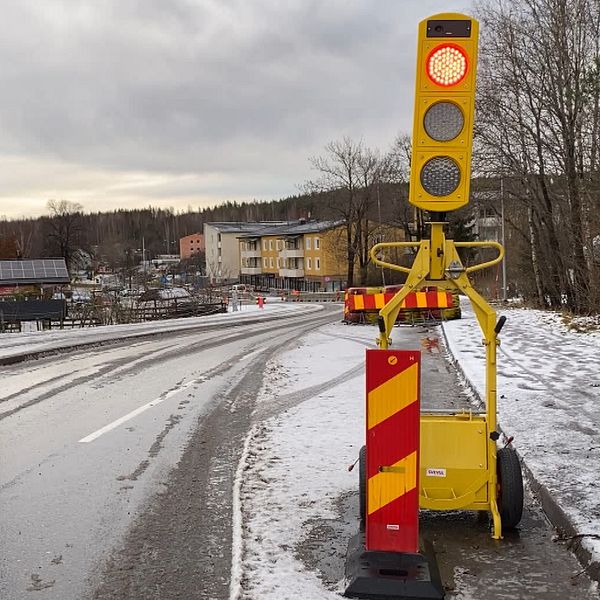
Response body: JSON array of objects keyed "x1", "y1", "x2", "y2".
[{"x1": 78, "y1": 381, "x2": 195, "y2": 443}]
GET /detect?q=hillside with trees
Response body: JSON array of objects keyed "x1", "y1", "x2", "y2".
[{"x1": 0, "y1": 0, "x2": 598, "y2": 314}]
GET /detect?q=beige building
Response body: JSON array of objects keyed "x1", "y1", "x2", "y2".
[
  {"x1": 204, "y1": 222, "x2": 286, "y2": 282},
  {"x1": 206, "y1": 219, "x2": 404, "y2": 288}
]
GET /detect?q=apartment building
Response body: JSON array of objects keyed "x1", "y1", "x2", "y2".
[
  {"x1": 205, "y1": 219, "x2": 404, "y2": 289},
  {"x1": 204, "y1": 222, "x2": 287, "y2": 282},
  {"x1": 239, "y1": 220, "x2": 349, "y2": 291}
]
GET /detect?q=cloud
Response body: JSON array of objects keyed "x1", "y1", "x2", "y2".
[{"x1": 0, "y1": 0, "x2": 471, "y2": 217}]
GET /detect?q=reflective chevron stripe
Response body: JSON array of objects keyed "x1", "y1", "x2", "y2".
[
  {"x1": 346, "y1": 290, "x2": 453, "y2": 312},
  {"x1": 365, "y1": 350, "x2": 421, "y2": 553}
]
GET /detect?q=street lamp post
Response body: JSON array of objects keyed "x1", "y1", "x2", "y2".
[{"x1": 500, "y1": 176, "x2": 507, "y2": 301}]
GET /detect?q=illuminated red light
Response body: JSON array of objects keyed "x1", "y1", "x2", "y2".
[{"x1": 426, "y1": 44, "x2": 468, "y2": 87}]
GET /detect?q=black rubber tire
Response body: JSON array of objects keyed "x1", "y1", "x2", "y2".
[
  {"x1": 359, "y1": 445, "x2": 366, "y2": 524},
  {"x1": 497, "y1": 447, "x2": 524, "y2": 530}
]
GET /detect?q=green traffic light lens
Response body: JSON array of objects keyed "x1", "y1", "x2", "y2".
[
  {"x1": 424, "y1": 102, "x2": 464, "y2": 141},
  {"x1": 420, "y1": 157, "x2": 461, "y2": 196}
]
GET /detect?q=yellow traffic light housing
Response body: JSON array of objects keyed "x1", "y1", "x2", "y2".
[
  {"x1": 409, "y1": 14, "x2": 479, "y2": 212},
  {"x1": 357, "y1": 14, "x2": 520, "y2": 552}
]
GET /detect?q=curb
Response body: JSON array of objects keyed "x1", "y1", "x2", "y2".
[
  {"x1": 0, "y1": 303, "x2": 333, "y2": 367},
  {"x1": 439, "y1": 322, "x2": 600, "y2": 586},
  {"x1": 0, "y1": 330, "x2": 177, "y2": 366},
  {"x1": 0, "y1": 319, "x2": 262, "y2": 366}
]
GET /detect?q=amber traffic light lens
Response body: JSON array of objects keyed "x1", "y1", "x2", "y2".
[
  {"x1": 426, "y1": 44, "x2": 468, "y2": 87},
  {"x1": 424, "y1": 101, "x2": 464, "y2": 141},
  {"x1": 420, "y1": 156, "x2": 461, "y2": 196}
]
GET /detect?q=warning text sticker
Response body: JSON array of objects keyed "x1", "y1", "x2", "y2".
[{"x1": 426, "y1": 468, "x2": 447, "y2": 477}]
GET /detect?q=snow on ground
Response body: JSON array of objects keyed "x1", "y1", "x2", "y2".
[
  {"x1": 0, "y1": 302, "x2": 319, "y2": 361},
  {"x1": 443, "y1": 301, "x2": 600, "y2": 566},
  {"x1": 235, "y1": 305, "x2": 600, "y2": 598},
  {"x1": 233, "y1": 324, "x2": 375, "y2": 600},
  {"x1": 4, "y1": 299, "x2": 598, "y2": 594}
]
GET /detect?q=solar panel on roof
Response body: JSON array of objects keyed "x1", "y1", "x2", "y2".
[{"x1": 0, "y1": 259, "x2": 69, "y2": 284}]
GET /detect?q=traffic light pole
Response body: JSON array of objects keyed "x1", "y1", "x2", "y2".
[
  {"x1": 371, "y1": 221, "x2": 506, "y2": 539},
  {"x1": 345, "y1": 13, "x2": 524, "y2": 600}
]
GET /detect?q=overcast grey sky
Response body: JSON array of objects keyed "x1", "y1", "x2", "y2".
[{"x1": 0, "y1": 0, "x2": 472, "y2": 219}]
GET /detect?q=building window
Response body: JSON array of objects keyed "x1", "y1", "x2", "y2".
[
  {"x1": 269, "y1": 240, "x2": 273, "y2": 251},
  {"x1": 315, "y1": 257, "x2": 321, "y2": 271},
  {"x1": 305, "y1": 237, "x2": 311, "y2": 250},
  {"x1": 314, "y1": 237, "x2": 320, "y2": 250},
  {"x1": 277, "y1": 258, "x2": 281, "y2": 268},
  {"x1": 263, "y1": 240, "x2": 268, "y2": 251},
  {"x1": 307, "y1": 257, "x2": 312, "y2": 270},
  {"x1": 263, "y1": 257, "x2": 268, "y2": 268},
  {"x1": 269, "y1": 257, "x2": 274, "y2": 268}
]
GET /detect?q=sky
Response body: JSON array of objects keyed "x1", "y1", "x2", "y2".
[{"x1": 0, "y1": 0, "x2": 473, "y2": 219}]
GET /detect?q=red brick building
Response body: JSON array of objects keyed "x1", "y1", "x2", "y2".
[{"x1": 179, "y1": 233, "x2": 205, "y2": 259}]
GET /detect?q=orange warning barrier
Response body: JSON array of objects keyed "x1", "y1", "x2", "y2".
[
  {"x1": 365, "y1": 349, "x2": 421, "y2": 553},
  {"x1": 346, "y1": 289, "x2": 453, "y2": 312},
  {"x1": 343, "y1": 286, "x2": 459, "y2": 324}
]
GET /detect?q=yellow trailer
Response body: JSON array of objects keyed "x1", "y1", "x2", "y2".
[{"x1": 370, "y1": 222, "x2": 523, "y2": 539}]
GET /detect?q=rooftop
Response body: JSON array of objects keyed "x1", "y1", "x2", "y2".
[
  {"x1": 205, "y1": 221, "x2": 289, "y2": 234},
  {"x1": 237, "y1": 220, "x2": 344, "y2": 238},
  {"x1": 0, "y1": 259, "x2": 70, "y2": 286}
]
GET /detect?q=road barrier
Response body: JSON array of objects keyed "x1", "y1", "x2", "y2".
[
  {"x1": 279, "y1": 291, "x2": 342, "y2": 302},
  {"x1": 343, "y1": 287, "x2": 460, "y2": 324},
  {"x1": 365, "y1": 349, "x2": 420, "y2": 553}
]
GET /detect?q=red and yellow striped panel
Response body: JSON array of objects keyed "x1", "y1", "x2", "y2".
[
  {"x1": 365, "y1": 349, "x2": 421, "y2": 553},
  {"x1": 345, "y1": 290, "x2": 453, "y2": 313}
]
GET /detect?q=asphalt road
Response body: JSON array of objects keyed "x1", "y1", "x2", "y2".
[
  {"x1": 1, "y1": 309, "x2": 596, "y2": 599},
  {"x1": 0, "y1": 305, "x2": 337, "y2": 600}
]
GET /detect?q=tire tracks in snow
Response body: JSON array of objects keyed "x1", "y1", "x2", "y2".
[
  {"x1": 0, "y1": 310, "x2": 340, "y2": 422},
  {"x1": 90, "y1": 311, "x2": 338, "y2": 600}
]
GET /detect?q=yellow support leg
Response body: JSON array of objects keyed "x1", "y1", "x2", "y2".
[
  {"x1": 370, "y1": 223, "x2": 506, "y2": 540},
  {"x1": 376, "y1": 241, "x2": 430, "y2": 349}
]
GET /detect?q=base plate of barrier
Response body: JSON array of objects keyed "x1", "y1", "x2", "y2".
[{"x1": 344, "y1": 533, "x2": 445, "y2": 600}]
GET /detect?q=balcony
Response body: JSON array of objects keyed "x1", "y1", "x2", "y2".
[
  {"x1": 280, "y1": 248, "x2": 304, "y2": 259},
  {"x1": 279, "y1": 268, "x2": 305, "y2": 278},
  {"x1": 241, "y1": 249, "x2": 262, "y2": 259},
  {"x1": 241, "y1": 267, "x2": 263, "y2": 275}
]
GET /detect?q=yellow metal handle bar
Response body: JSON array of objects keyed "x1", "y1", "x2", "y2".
[
  {"x1": 370, "y1": 241, "x2": 423, "y2": 274},
  {"x1": 370, "y1": 240, "x2": 504, "y2": 275},
  {"x1": 454, "y1": 241, "x2": 505, "y2": 274}
]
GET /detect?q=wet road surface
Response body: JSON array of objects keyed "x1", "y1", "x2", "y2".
[{"x1": 0, "y1": 306, "x2": 337, "y2": 600}]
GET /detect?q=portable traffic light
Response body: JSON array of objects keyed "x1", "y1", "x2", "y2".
[{"x1": 409, "y1": 14, "x2": 479, "y2": 212}]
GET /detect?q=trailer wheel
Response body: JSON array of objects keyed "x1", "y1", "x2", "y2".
[
  {"x1": 359, "y1": 445, "x2": 366, "y2": 524},
  {"x1": 497, "y1": 447, "x2": 524, "y2": 530}
]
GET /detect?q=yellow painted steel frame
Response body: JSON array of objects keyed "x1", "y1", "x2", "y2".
[{"x1": 370, "y1": 222, "x2": 505, "y2": 539}]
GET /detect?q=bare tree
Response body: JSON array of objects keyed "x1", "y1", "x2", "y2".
[
  {"x1": 46, "y1": 199, "x2": 84, "y2": 269},
  {"x1": 305, "y1": 137, "x2": 391, "y2": 286},
  {"x1": 387, "y1": 133, "x2": 426, "y2": 241},
  {"x1": 475, "y1": 0, "x2": 600, "y2": 312}
]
